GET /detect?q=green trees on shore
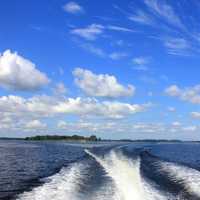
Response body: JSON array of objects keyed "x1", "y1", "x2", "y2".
[{"x1": 25, "y1": 134, "x2": 101, "y2": 141}]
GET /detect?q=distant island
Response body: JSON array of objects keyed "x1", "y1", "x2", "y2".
[
  {"x1": 0, "y1": 136, "x2": 199, "y2": 143},
  {"x1": 25, "y1": 134, "x2": 101, "y2": 142}
]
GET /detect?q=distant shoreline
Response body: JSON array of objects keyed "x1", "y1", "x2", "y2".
[{"x1": 0, "y1": 136, "x2": 200, "y2": 143}]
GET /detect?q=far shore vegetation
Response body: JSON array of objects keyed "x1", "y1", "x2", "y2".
[
  {"x1": 0, "y1": 136, "x2": 198, "y2": 143},
  {"x1": 24, "y1": 134, "x2": 101, "y2": 141}
]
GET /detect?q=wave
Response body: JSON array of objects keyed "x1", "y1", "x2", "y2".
[
  {"x1": 85, "y1": 149, "x2": 168, "y2": 200},
  {"x1": 16, "y1": 148, "x2": 200, "y2": 200},
  {"x1": 158, "y1": 160, "x2": 200, "y2": 198},
  {"x1": 17, "y1": 162, "x2": 86, "y2": 200}
]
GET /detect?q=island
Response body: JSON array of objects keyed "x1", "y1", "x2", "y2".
[{"x1": 24, "y1": 134, "x2": 101, "y2": 142}]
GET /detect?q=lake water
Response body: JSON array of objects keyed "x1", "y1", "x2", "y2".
[{"x1": 1, "y1": 140, "x2": 200, "y2": 200}]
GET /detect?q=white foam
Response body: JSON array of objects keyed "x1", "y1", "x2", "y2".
[
  {"x1": 85, "y1": 149, "x2": 168, "y2": 200},
  {"x1": 159, "y1": 161, "x2": 200, "y2": 197},
  {"x1": 17, "y1": 162, "x2": 86, "y2": 200}
]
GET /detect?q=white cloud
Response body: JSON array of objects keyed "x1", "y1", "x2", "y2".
[
  {"x1": 129, "y1": 10, "x2": 153, "y2": 25},
  {"x1": 107, "y1": 25, "x2": 135, "y2": 33},
  {"x1": 0, "y1": 97, "x2": 198, "y2": 136},
  {"x1": 71, "y1": 23, "x2": 136, "y2": 41},
  {"x1": 57, "y1": 121, "x2": 162, "y2": 134},
  {"x1": 70, "y1": 24, "x2": 104, "y2": 40},
  {"x1": 167, "y1": 106, "x2": 176, "y2": 112},
  {"x1": 54, "y1": 98, "x2": 146, "y2": 119},
  {"x1": 55, "y1": 119, "x2": 200, "y2": 136},
  {"x1": 144, "y1": 0, "x2": 183, "y2": 29},
  {"x1": 182, "y1": 126, "x2": 197, "y2": 132},
  {"x1": 63, "y1": 2, "x2": 83, "y2": 14},
  {"x1": 73, "y1": 68, "x2": 135, "y2": 97},
  {"x1": 132, "y1": 57, "x2": 150, "y2": 71},
  {"x1": 0, "y1": 50, "x2": 49, "y2": 91},
  {"x1": 172, "y1": 121, "x2": 181, "y2": 127},
  {"x1": 164, "y1": 38, "x2": 190, "y2": 55},
  {"x1": 57, "y1": 120, "x2": 68, "y2": 129},
  {"x1": 0, "y1": 95, "x2": 146, "y2": 120},
  {"x1": 191, "y1": 112, "x2": 200, "y2": 119},
  {"x1": 132, "y1": 56, "x2": 150, "y2": 66},
  {"x1": 25, "y1": 120, "x2": 47, "y2": 129},
  {"x1": 165, "y1": 85, "x2": 200, "y2": 104},
  {"x1": 165, "y1": 85, "x2": 181, "y2": 96},
  {"x1": 109, "y1": 52, "x2": 128, "y2": 60}
]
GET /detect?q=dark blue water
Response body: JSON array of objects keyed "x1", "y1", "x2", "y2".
[{"x1": 1, "y1": 140, "x2": 200, "y2": 200}]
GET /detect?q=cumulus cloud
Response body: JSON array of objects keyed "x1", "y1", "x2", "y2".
[
  {"x1": 54, "y1": 98, "x2": 146, "y2": 119},
  {"x1": 165, "y1": 85, "x2": 181, "y2": 96},
  {"x1": 0, "y1": 50, "x2": 49, "y2": 91},
  {"x1": 0, "y1": 95, "x2": 146, "y2": 119},
  {"x1": 0, "y1": 94, "x2": 198, "y2": 136},
  {"x1": 70, "y1": 24, "x2": 104, "y2": 40},
  {"x1": 73, "y1": 68, "x2": 135, "y2": 97},
  {"x1": 165, "y1": 84, "x2": 200, "y2": 104},
  {"x1": 25, "y1": 120, "x2": 47, "y2": 129},
  {"x1": 63, "y1": 2, "x2": 83, "y2": 14}
]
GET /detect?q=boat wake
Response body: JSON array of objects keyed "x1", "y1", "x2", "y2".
[
  {"x1": 85, "y1": 149, "x2": 169, "y2": 200},
  {"x1": 17, "y1": 148, "x2": 200, "y2": 200},
  {"x1": 17, "y1": 162, "x2": 87, "y2": 200}
]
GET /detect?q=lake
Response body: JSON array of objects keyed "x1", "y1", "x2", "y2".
[{"x1": 1, "y1": 140, "x2": 200, "y2": 200}]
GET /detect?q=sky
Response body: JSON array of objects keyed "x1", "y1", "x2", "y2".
[{"x1": 1, "y1": 0, "x2": 200, "y2": 140}]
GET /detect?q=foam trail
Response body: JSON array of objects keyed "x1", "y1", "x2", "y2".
[
  {"x1": 159, "y1": 161, "x2": 200, "y2": 197},
  {"x1": 89, "y1": 181, "x2": 118, "y2": 200},
  {"x1": 85, "y1": 149, "x2": 168, "y2": 200},
  {"x1": 17, "y1": 162, "x2": 85, "y2": 200}
]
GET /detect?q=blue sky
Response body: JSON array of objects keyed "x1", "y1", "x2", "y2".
[{"x1": 0, "y1": 0, "x2": 200, "y2": 140}]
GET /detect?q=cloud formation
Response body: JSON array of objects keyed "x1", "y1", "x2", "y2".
[
  {"x1": 191, "y1": 112, "x2": 200, "y2": 119},
  {"x1": 109, "y1": 52, "x2": 128, "y2": 60},
  {"x1": 63, "y1": 2, "x2": 83, "y2": 14},
  {"x1": 71, "y1": 24, "x2": 104, "y2": 40},
  {"x1": 107, "y1": 25, "x2": 135, "y2": 33},
  {"x1": 129, "y1": 10, "x2": 153, "y2": 25},
  {"x1": 73, "y1": 68, "x2": 135, "y2": 97},
  {"x1": 164, "y1": 37, "x2": 190, "y2": 55},
  {"x1": 0, "y1": 50, "x2": 49, "y2": 91},
  {"x1": 56, "y1": 120, "x2": 199, "y2": 136},
  {"x1": 132, "y1": 56, "x2": 150, "y2": 72},
  {"x1": 0, "y1": 95, "x2": 146, "y2": 119},
  {"x1": 25, "y1": 120, "x2": 47, "y2": 129},
  {"x1": 165, "y1": 85, "x2": 200, "y2": 104},
  {"x1": 144, "y1": 0, "x2": 183, "y2": 29}
]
